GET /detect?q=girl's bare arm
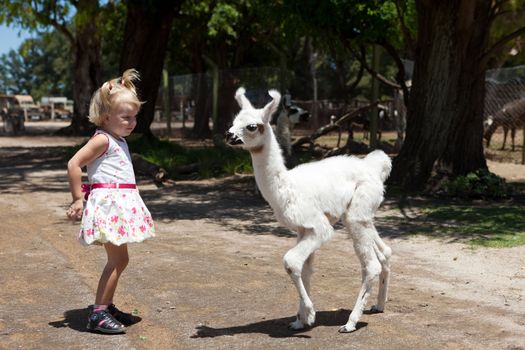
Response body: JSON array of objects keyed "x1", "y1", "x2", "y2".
[{"x1": 66, "y1": 134, "x2": 108, "y2": 220}]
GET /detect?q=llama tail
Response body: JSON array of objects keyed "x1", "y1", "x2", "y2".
[{"x1": 365, "y1": 150, "x2": 392, "y2": 183}]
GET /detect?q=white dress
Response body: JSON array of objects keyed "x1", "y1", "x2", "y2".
[{"x1": 78, "y1": 130, "x2": 155, "y2": 246}]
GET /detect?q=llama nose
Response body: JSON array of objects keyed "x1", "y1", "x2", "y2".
[{"x1": 225, "y1": 131, "x2": 243, "y2": 145}]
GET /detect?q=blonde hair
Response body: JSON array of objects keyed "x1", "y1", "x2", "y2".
[{"x1": 88, "y1": 69, "x2": 142, "y2": 126}]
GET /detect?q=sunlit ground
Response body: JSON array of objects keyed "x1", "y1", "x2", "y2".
[{"x1": 484, "y1": 127, "x2": 525, "y2": 164}]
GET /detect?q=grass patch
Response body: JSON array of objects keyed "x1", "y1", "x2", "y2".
[
  {"x1": 127, "y1": 135, "x2": 252, "y2": 179},
  {"x1": 66, "y1": 135, "x2": 253, "y2": 179},
  {"x1": 412, "y1": 204, "x2": 525, "y2": 248}
]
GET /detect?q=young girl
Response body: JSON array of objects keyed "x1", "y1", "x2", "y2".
[{"x1": 66, "y1": 69, "x2": 155, "y2": 334}]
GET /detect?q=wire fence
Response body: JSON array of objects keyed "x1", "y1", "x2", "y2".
[
  {"x1": 156, "y1": 64, "x2": 525, "y2": 163},
  {"x1": 484, "y1": 66, "x2": 525, "y2": 164}
]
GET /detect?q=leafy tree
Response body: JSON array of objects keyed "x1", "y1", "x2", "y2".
[
  {"x1": 22, "y1": 31, "x2": 73, "y2": 100},
  {"x1": 487, "y1": 1, "x2": 525, "y2": 68},
  {"x1": 0, "y1": 49, "x2": 33, "y2": 95},
  {"x1": 119, "y1": 0, "x2": 183, "y2": 138},
  {"x1": 391, "y1": 0, "x2": 525, "y2": 190},
  {"x1": 169, "y1": 1, "x2": 317, "y2": 137},
  {"x1": 0, "y1": 33, "x2": 72, "y2": 100},
  {"x1": 287, "y1": 0, "x2": 525, "y2": 191},
  {"x1": 166, "y1": 1, "x2": 214, "y2": 138},
  {"x1": 170, "y1": 0, "x2": 284, "y2": 137},
  {"x1": 0, "y1": 0, "x2": 116, "y2": 134}
]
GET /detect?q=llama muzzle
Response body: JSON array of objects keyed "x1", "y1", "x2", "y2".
[{"x1": 225, "y1": 131, "x2": 244, "y2": 145}]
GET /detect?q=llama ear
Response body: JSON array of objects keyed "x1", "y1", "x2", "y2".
[
  {"x1": 262, "y1": 89, "x2": 281, "y2": 123},
  {"x1": 235, "y1": 87, "x2": 253, "y2": 110}
]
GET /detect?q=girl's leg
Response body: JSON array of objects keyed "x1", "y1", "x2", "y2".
[{"x1": 95, "y1": 243, "x2": 129, "y2": 305}]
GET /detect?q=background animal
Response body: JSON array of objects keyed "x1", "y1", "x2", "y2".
[{"x1": 484, "y1": 98, "x2": 525, "y2": 151}]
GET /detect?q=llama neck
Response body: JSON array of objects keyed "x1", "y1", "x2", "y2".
[{"x1": 250, "y1": 128, "x2": 288, "y2": 200}]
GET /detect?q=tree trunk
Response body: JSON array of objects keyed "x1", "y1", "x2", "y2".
[
  {"x1": 390, "y1": 0, "x2": 490, "y2": 190},
  {"x1": 216, "y1": 69, "x2": 236, "y2": 135},
  {"x1": 119, "y1": 0, "x2": 182, "y2": 139},
  {"x1": 191, "y1": 72, "x2": 211, "y2": 138},
  {"x1": 57, "y1": 0, "x2": 101, "y2": 136},
  {"x1": 190, "y1": 38, "x2": 211, "y2": 138}
]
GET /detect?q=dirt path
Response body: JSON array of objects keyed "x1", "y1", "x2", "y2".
[{"x1": 0, "y1": 133, "x2": 524, "y2": 350}]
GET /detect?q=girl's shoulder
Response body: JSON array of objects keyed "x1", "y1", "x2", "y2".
[
  {"x1": 95, "y1": 129, "x2": 126, "y2": 144},
  {"x1": 85, "y1": 132, "x2": 110, "y2": 159},
  {"x1": 90, "y1": 132, "x2": 110, "y2": 148}
]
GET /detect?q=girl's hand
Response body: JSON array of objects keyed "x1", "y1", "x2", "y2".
[{"x1": 67, "y1": 199, "x2": 84, "y2": 221}]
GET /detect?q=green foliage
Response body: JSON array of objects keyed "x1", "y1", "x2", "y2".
[
  {"x1": 442, "y1": 170, "x2": 509, "y2": 199},
  {"x1": 207, "y1": 2, "x2": 243, "y2": 39},
  {"x1": 488, "y1": 0, "x2": 525, "y2": 67},
  {"x1": 98, "y1": 1, "x2": 127, "y2": 79},
  {"x1": 126, "y1": 135, "x2": 253, "y2": 179},
  {"x1": 0, "y1": 49, "x2": 31, "y2": 94},
  {"x1": 419, "y1": 205, "x2": 525, "y2": 248},
  {"x1": 284, "y1": 0, "x2": 400, "y2": 44},
  {"x1": 0, "y1": 0, "x2": 72, "y2": 31},
  {"x1": 381, "y1": 201, "x2": 525, "y2": 248},
  {"x1": 0, "y1": 30, "x2": 73, "y2": 99}
]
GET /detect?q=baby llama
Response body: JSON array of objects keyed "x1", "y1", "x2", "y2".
[{"x1": 226, "y1": 88, "x2": 392, "y2": 333}]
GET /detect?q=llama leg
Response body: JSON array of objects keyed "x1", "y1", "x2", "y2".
[
  {"x1": 290, "y1": 252, "x2": 316, "y2": 330},
  {"x1": 284, "y1": 231, "x2": 325, "y2": 330},
  {"x1": 371, "y1": 233, "x2": 392, "y2": 313},
  {"x1": 511, "y1": 127, "x2": 516, "y2": 151},
  {"x1": 340, "y1": 220, "x2": 382, "y2": 333},
  {"x1": 302, "y1": 252, "x2": 315, "y2": 295}
]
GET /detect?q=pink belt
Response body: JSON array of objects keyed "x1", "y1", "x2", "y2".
[{"x1": 81, "y1": 183, "x2": 137, "y2": 199}]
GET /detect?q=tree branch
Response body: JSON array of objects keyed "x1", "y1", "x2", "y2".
[
  {"x1": 393, "y1": 0, "x2": 415, "y2": 55},
  {"x1": 292, "y1": 102, "x2": 378, "y2": 149},
  {"x1": 489, "y1": 0, "x2": 509, "y2": 20},
  {"x1": 346, "y1": 42, "x2": 401, "y2": 89},
  {"x1": 481, "y1": 25, "x2": 525, "y2": 66},
  {"x1": 377, "y1": 39, "x2": 411, "y2": 107},
  {"x1": 30, "y1": 0, "x2": 75, "y2": 46}
]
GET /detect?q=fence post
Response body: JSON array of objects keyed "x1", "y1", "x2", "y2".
[
  {"x1": 202, "y1": 55, "x2": 219, "y2": 134},
  {"x1": 522, "y1": 127, "x2": 524, "y2": 164},
  {"x1": 162, "y1": 69, "x2": 171, "y2": 138},
  {"x1": 369, "y1": 45, "x2": 380, "y2": 149}
]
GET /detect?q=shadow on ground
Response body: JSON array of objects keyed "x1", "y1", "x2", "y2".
[
  {"x1": 4, "y1": 144, "x2": 525, "y2": 245},
  {"x1": 0, "y1": 146, "x2": 71, "y2": 195},
  {"x1": 48, "y1": 307, "x2": 142, "y2": 334},
  {"x1": 191, "y1": 309, "x2": 367, "y2": 339},
  {"x1": 48, "y1": 308, "x2": 91, "y2": 333}
]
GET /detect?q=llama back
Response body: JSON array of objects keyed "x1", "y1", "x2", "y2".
[{"x1": 364, "y1": 150, "x2": 392, "y2": 183}]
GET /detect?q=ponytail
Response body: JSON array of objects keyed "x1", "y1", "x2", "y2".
[{"x1": 88, "y1": 68, "x2": 142, "y2": 126}]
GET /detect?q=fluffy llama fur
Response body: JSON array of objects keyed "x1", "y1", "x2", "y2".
[{"x1": 226, "y1": 88, "x2": 392, "y2": 333}]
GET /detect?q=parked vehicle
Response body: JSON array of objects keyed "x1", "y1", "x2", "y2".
[
  {"x1": 13, "y1": 95, "x2": 45, "y2": 121},
  {"x1": 40, "y1": 96, "x2": 73, "y2": 120},
  {"x1": 0, "y1": 95, "x2": 25, "y2": 135}
]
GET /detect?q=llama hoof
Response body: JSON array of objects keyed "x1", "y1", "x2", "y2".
[
  {"x1": 370, "y1": 305, "x2": 384, "y2": 313},
  {"x1": 338, "y1": 324, "x2": 357, "y2": 333},
  {"x1": 302, "y1": 307, "x2": 316, "y2": 327},
  {"x1": 289, "y1": 318, "x2": 305, "y2": 330},
  {"x1": 306, "y1": 313, "x2": 316, "y2": 326}
]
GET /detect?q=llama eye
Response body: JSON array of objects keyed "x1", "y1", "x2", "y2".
[{"x1": 246, "y1": 124, "x2": 258, "y2": 132}]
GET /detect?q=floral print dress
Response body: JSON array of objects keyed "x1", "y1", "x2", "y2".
[{"x1": 79, "y1": 130, "x2": 155, "y2": 246}]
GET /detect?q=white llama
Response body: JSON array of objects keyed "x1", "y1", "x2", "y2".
[{"x1": 226, "y1": 88, "x2": 392, "y2": 333}]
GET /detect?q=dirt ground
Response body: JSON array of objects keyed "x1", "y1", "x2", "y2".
[{"x1": 0, "y1": 122, "x2": 524, "y2": 350}]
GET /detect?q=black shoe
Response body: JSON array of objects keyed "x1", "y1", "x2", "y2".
[
  {"x1": 86, "y1": 309, "x2": 126, "y2": 334},
  {"x1": 107, "y1": 303, "x2": 140, "y2": 326}
]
